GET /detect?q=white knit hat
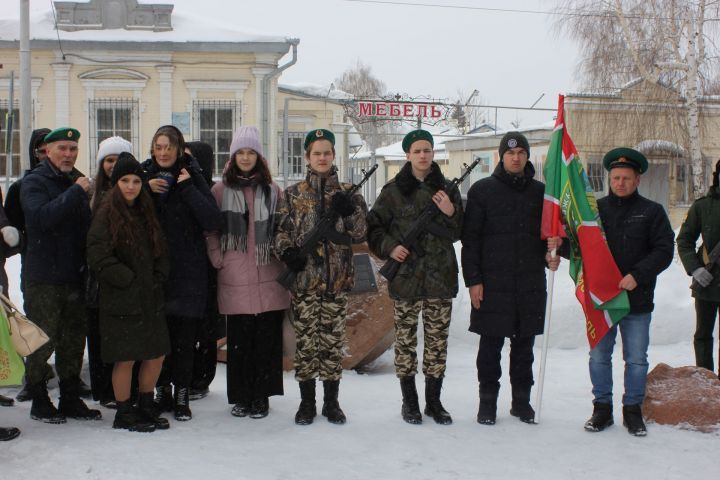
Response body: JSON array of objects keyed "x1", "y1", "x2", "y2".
[{"x1": 96, "y1": 136, "x2": 133, "y2": 161}]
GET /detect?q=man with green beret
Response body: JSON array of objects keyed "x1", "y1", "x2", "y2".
[
  {"x1": 584, "y1": 147, "x2": 673, "y2": 436},
  {"x1": 275, "y1": 128, "x2": 368, "y2": 425},
  {"x1": 677, "y1": 159, "x2": 720, "y2": 378},
  {"x1": 368, "y1": 129, "x2": 463, "y2": 425},
  {"x1": 20, "y1": 127, "x2": 100, "y2": 423}
]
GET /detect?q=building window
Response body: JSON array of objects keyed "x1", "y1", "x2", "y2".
[
  {"x1": 278, "y1": 132, "x2": 305, "y2": 179},
  {"x1": 586, "y1": 160, "x2": 605, "y2": 193},
  {"x1": 0, "y1": 103, "x2": 21, "y2": 177},
  {"x1": 193, "y1": 100, "x2": 241, "y2": 177},
  {"x1": 89, "y1": 98, "x2": 139, "y2": 174},
  {"x1": 462, "y1": 153, "x2": 493, "y2": 193}
]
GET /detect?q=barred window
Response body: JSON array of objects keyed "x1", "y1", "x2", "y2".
[
  {"x1": 89, "y1": 98, "x2": 139, "y2": 175},
  {"x1": 586, "y1": 160, "x2": 605, "y2": 193},
  {"x1": 278, "y1": 132, "x2": 305, "y2": 179},
  {"x1": 0, "y1": 103, "x2": 21, "y2": 178},
  {"x1": 193, "y1": 100, "x2": 241, "y2": 177}
]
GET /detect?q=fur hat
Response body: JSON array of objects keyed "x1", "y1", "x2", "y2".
[
  {"x1": 97, "y1": 136, "x2": 133, "y2": 162},
  {"x1": 230, "y1": 126, "x2": 263, "y2": 157}
]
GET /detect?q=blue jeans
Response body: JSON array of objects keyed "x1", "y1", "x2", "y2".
[{"x1": 588, "y1": 312, "x2": 651, "y2": 406}]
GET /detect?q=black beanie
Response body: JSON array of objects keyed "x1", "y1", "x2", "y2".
[
  {"x1": 498, "y1": 131, "x2": 530, "y2": 160},
  {"x1": 111, "y1": 152, "x2": 145, "y2": 186}
]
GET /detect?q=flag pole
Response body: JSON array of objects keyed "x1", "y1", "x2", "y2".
[{"x1": 535, "y1": 247, "x2": 556, "y2": 424}]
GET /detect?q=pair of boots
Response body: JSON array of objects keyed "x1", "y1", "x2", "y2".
[
  {"x1": 155, "y1": 385, "x2": 192, "y2": 421},
  {"x1": 30, "y1": 378, "x2": 102, "y2": 423},
  {"x1": 584, "y1": 402, "x2": 646, "y2": 436},
  {"x1": 113, "y1": 392, "x2": 170, "y2": 432},
  {"x1": 399, "y1": 376, "x2": 452, "y2": 425},
  {"x1": 295, "y1": 379, "x2": 346, "y2": 425},
  {"x1": 476, "y1": 383, "x2": 535, "y2": 425}
]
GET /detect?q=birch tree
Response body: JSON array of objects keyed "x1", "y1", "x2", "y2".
[{"x1": 555, "y1": 0, "x2": 720, "y2": 197}]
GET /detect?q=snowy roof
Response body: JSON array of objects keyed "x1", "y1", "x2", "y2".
[
  {"x1": 353, "y1": 128, "x2": 463, "y2": 160},
  {"x1": 279, "y1": 83, "x2": 353, "y2": 101}
]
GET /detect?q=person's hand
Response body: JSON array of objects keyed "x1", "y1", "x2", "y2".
[
  {"x1": 469, "y1": 284, "x2": 484, "y2": 310},
  {"x1": 390, "y1": 245, "x2": 410, "y2": 262},
  {"x1": 546, "y1": 251, "x2": 560, "y2": 271},
  {"x1": 432, "y1": 190, "x2": 455, "y2": 217},
  {"x1": 1, "y1": 226, "x2": 19, "y2": 247},
  {"x1": 330, "y1": 192, "x2": 355, "y2": 217},
  {"x1": 281, "y1": 247, "x2": 307, "y2": 273},
  {"x1": 148, "y1": 178, "x2": 169, "y2": 194},
  {"x1": 75, "y1": 176, "x2": 91, "y2": 193},
  {"x1": 692, "y1": 267, "x2": 713, "y2": 288},
  {"x1": 177, "y1": 168, "x2": 191, "y2": 184},
  {"x1": 547, "y1": 236, "x2": 563, "y2": 252},
  {"x1": 619, "y1": 273, "x2": 637, "y2": 291}
]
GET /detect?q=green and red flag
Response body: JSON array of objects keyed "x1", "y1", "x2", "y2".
[{"x1": 541, "y1": 94, "x2": 630, "y2": 349}]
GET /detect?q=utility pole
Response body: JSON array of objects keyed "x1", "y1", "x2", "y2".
[{"x1": 20, "y1": 0, "x2": 31, "y2": 172}]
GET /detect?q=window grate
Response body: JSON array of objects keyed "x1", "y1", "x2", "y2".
[
  {"x1": 192, "y1": 100, "x2": 242, "y2": 177},
  {"x1": 88, "y1": 98, "x2": 139, "y2": 175}
]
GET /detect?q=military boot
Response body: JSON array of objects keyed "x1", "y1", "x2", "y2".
[
  {"x1": 424, "y1": 377, "x2": 452, "y2": 425},
  {"x1": 58, "y1": 378, "x2": 102, "y2": 420},
  {"x1": 509, "y1": 383, "x2": 535, "y2": 424},
  {"x1": 0, "y1": 426, "x2": 20, "y2": 441},
  {"x1": 295, "y1": 379, "x2": 317, "y2": 425},
  {"x1": 0, "y1": 394, "x2": 14, "y2": 407},
  {"x1": 137, "y1": 392, "x2": 170, "y2": 430},
  {"x1": 584, "y1": 402, "x2": 613, "y2": 432},
  {"x1": 154, "y1": 384, "x2": 174, "y2": 413},
  {"x1": 477, "y1": 382, "x2": 499, "y2": 425},
  {"x1": 174, "y1": 387, "x2": 192, "y2": 421},
  {"x1": 29, "y1": 383, "x2": 66, "y2": 424},
  {"x1": 113, "y1": 400, "x2": 156, "y2": 433},
  {"x1": 622, "y1": 404, "x2": 647, "y2": 437},
  {"x1": 399, "y1": 376, "x2": 422, "y2": 424},
  {"x1": 321, "y1": 380, "x2": 346, "y2": 424}
]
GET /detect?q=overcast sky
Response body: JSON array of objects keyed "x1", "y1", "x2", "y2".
[{"x1": 12, "y1": 0, "x2": 582, "y2": 128}]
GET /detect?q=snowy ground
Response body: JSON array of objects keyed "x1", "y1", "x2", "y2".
[{"x1": 1, "y1": 249, "x2": 718, "y2": 480}]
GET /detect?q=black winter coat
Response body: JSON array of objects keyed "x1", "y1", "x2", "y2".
[
  {"x1": 597, "y1": 190, "x2": 674, "y2": 313},
  {"x1": 461, "y1": 162, "x2": 549, "y2": 338},
  {"x1": 20, "y1": 160, "x2": 91, "y2": 287},
  {"x1": 142, "y1": 156, "x2": 221, "y2": 318}
]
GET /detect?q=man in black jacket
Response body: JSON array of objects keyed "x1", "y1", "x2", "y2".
[{"x1": 584, "y1": 148, "x2": 674, "y2": 437}]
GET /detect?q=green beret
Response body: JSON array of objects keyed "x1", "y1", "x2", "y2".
[
  {"x1": 402, "y1": 129, "x2": 434, "y2": 153},
  {"x1": 602, "y1": 147, "x2": 648, "y2": 174},
  {"x1": 304, "y1": 129, "x2": 335, "y2": 150},
  {"x1": 44, "y1": 127, "x2": 81, "y2": 144}
]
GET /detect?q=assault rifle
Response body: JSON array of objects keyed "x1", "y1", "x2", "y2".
[
  {"x1": 378, "y1": 159, "x2": 480, "y2": 282},
  {"x1": 276, "y1": 164, "x2": 378, "y2": 289},
  {"x1": 691, "y1": 240, "x2": 720, "y2": 291}
]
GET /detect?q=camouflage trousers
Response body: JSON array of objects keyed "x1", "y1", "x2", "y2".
[
  {"x1": 291, "y1": 291, "x2": 347, "y2": 382},
  {"x1": 394, "y1": 298, "x2": 452, "y2": 378},
  {"x1": 24, "y1": 284, "x2": 87, "y2": 385}
]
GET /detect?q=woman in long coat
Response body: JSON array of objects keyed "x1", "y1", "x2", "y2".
[
  {"x1": 206, "y1": 126, "x2": 290, "y2": 418},
  {"x1": 87, "y1": 152, "x2": 171, "y2": 432}
]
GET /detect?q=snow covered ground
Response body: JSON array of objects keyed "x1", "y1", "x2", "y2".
[{"x1": 1, "y1": 248, "x2": 718, "y2": 480}]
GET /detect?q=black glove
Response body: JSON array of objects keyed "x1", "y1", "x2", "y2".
[
  {"x1": 281, "y1": 247, "x2": 307, "y2": 273},
  {"x1": 330, "y1": 192, "x2": 355, "y2": 217}
]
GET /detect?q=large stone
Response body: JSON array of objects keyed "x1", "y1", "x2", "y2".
[{"x1": 643, "y1": 363, "x2": 720, "y2": 432}]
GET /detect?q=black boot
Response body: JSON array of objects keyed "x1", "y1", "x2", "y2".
[
  {"x1": 113, "y1": 400, "x2": 156, "y2": 433},
  {"x1": 622, "y1": 404, "x2": 647, "y2": 437},
  {"x1": 78, "y1": 378, "x2": 92, "y2": 399},
  {"x1": 249, "y1": 397, "x2": 269, "y2": 419},
  {"x1": 477, "y1": 383, "x2": 499, "y2": 425},
  {"x1": 137, "y1": 392, "x2": 170, "y2": 430},
  {"x1": 399, "y1": 376, "x2": 422, "y2": 424},
  {"x1": 58, "y1": 378, "x2": 102, "y2": 420},
  {"x1": 231, "y1": 401, "x2": 250, "y2": 417},
  {"x1": 0, "y1": 426, "x2": 20, "y2": 441},
  {"x1": 424, "y1": 377, "x2": 452, "y2": 425},
  {"x1": 154, "y1": 385, "x2": 174, "y2": 413},
  {"x1": 0, "y1": 394, "x2": 14, "y2": 407},
  {"x1": 295, "y1": 380, "x2": 317, "y2": 425},
  {"x1": 29, "y1": 383, "x2": 66, "y2": 424},
  {"x1": 584, "y1": 402, "x2": 613, "y2": 432},
  {"x1": 321, "y1": 380, "x2": 346, "y2": 424},
  {"x1": 15, "y1": 383, "x2": 33, "y2": 402},
  {"x1": 509, "y1": 384, "x2": 535, "y2": 424},
  {"x1": 174, "y1": 387, "x2": 192, "y2": 421}
]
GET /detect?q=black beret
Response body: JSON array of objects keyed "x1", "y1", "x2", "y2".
[
  {"x1": 304, "y1": 129, "x2": 335, "y2": 151},
  {"x1": 402, "y1": 129, "x2": 434, "y2": 153},
  {"x1": 44, "y1": 127, "x2": 80, "y2": 143},
  {"x1": 602, "y1": 147, "x2": 648, "y2": 174}
]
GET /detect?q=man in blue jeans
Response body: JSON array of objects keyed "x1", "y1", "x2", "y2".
[{"x1": 585, "y1": 147, "x2": 674, "y2": 436}]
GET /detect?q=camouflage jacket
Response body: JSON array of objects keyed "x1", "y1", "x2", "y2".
[
  {"x1": 274, "y1": 166, "x2": 368, "y2": 294},
  {"x1": 367, "y1": 161, "x2": 463, "y2": 301}
]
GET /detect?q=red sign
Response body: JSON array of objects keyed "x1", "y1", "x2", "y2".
[{"x1": 358, "y1": 101, "x2": 444, "y2": 118}]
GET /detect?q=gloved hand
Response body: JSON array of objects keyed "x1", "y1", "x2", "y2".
[
  {"x1": 281, "y1": 247, "x2": 307, "y2": 273},
  {"x1": 692, "y1": 267, "x2": 713, "y2": 288},
  {"x1": 330, "y1": 192, "x2": 355, "y2": 217},
  {"x1": 1, "y1": 226, "x2": 19, "y2": 248}
]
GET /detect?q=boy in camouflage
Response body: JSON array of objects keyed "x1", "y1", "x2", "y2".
[
  {"x1": 275, "y1": 129, "x2": 368, "y2": 425},
  {"x1": 367, "y1": 129, "x2": 463, "y2": 425}
]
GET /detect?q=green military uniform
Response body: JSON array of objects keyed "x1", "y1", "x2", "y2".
[{"x1": 677, "y1": 185, "x2": 720, "y2": 374}]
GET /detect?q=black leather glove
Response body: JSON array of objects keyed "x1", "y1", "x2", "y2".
[
  {"x1": 281, "y1": 247, "x2": 307, "y2": 273},
  {"x1": 330, "y1": 192, "x2": 355, "y2": 217}
]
